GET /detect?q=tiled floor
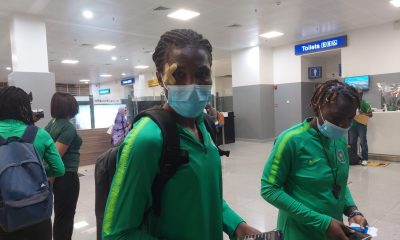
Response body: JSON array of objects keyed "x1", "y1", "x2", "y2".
[{"x1": 73, "y1": 141, "x2": 400, "y2": 240}]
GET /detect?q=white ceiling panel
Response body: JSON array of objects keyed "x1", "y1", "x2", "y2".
[{"x1": 0, "y1": 0, "x2": 398, "y2": 84}]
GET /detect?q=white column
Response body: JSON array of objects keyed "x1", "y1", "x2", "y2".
[
  {"x1": 8, "y1": 15, "x2": 55, "y2": 128},
  {"x1": 10, "y1": 15, "x2": 49, "y2": 72},
  {"x1": 231, "y1": 46, "x2": 275, "y2": 140}
]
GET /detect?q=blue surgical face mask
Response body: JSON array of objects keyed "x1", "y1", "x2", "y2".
[
  {"x1": 317, "y1": 112, "x2": 349, "y2": 139},
  {"x1": 166, "y1": 84, "x2": 212, "y2": 118}
]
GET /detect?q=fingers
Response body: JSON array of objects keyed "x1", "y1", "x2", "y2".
[{"x1": 342, "y1": 224, "x2": 354, "y2": 236}]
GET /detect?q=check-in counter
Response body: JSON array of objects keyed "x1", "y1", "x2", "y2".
[
  {"x1": 78, "y1": 128, "x2": 111, "y2": 166},
  {"x1": 367, "y1": 111, "x2": 400, "y2": 160}
]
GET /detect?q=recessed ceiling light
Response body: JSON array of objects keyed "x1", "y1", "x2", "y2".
[
  {"x1": 390, "y1": 0, "x2": 400, "y2": 7},
  {"x1": 61, "y1": 59, "x2": 79, "y2": 64},
  {"x1": 94, "y1": 44, "x2": 116, "y2": 51},
  {"x1": 82, "y1": 10, "x2": 94, "y2": 19},
  {"x1": 135, "y1": 65, "x2": 149, "y2": 69},
  {"x1": 250, "y1": 42, "x2": 257, "y2": 46},
  {"x1": 121, "y1": 73, "x2": 126, "y2": 76},
  {"x1": 125, "y1": 58, "x2": 129, "y2": 61},
  {"x1": 6, "y1": 67, "x2": 11, "y2": 71},
  {"x1": 111, "y1": 56, "x2": 117, "y2": 61},
  {"x1": 79, "y1": 79, "x2": 90, "y2": 82},
  {"x1": 167, "y1": 9, "x2": 200, "y2": 21},
  {"x1": 100, "y1": 74, "x2": 112, "y2": 77},
  {"x1": 260, "y1": 31, "x2": 284, "y2": 39}
]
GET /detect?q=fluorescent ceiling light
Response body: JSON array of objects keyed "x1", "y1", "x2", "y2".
[
  {"x1": 82, "y1": 10, "x2": 94, "y2": 19},
  {"x1": 61, "y1": 59, "x2": 79, "y2": 64},
  {"x1": 94, "y1": 44, "x2": 116, "y2": 50},
  {"x1": 111, "y1": 56, "x2": 117, "y2": 61},
  {"x1": 6, "y1": 67, "x2": 11, "y2": 71},
  {"x1": 390, "y1": 0, "x2": 400, "y2": 7},
  {"x1": 260, "y1": 31, "x2": 284, "y2": 39},
  {"x1": 121, "y1": 73, "x2": 126, "y2": 76},
  {"x1": 250, "y1": 42, "x2": 257, "y2": 46},
  {"x1": 125, "y1": 58, "x2": 129, "y2": 61},
  {"x1": 135, "y1": 65, "x2": 149, "y2": 69},
  {"x1": 167, "y1": 9, "x2": 200, "y2": 21},
  {"x1": 79, "y1": 79, "x2": 90, "y2": 82},
  {"x1": 100, "y1": 74, "x2": 112, "y2": 77}
]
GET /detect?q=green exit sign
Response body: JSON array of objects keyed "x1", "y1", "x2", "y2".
[{"x1": 99, "y1": 88, "x2": 110, "y2": 95}]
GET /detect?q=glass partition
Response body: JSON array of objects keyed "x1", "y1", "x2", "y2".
[{"x1": 94, "y1": 104, "x2": 126, "y2": 128}]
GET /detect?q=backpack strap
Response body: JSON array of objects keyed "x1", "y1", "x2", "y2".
[
  {"x1": 21, "y1": 125, "x2": 38, "y2": 144},
  {"x1": 133, "y1": 106, "x2": 189, "y2": 216},
  {"x1": 0, "y1": 135, "x2": 5, "y2": 146},
  {"x1": 203, "y1": 114, "x2": 230, "y2": 157}
]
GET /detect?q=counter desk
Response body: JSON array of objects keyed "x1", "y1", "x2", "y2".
[{"x1": 367, "y1": 111, "x2": 400, "y2": 160}]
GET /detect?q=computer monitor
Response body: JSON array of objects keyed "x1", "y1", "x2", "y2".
[{"x1": 344, "y1": 75, "x2": 369, "y2": 91}]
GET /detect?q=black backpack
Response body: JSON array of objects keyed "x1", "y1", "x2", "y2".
[{"x1": 94, "y1": 107, "x2": 229, "y2": 239}]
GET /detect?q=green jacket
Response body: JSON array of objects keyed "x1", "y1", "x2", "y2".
[
  {"x1": 261, "y1": 118, "x2": 356, "y2": 240},
  {"x1": 0, "y1": 119, "x2": 65, "y2": 177},
  {"x1": 103, "y1": 115, "x2": 244, "y2": 240}
]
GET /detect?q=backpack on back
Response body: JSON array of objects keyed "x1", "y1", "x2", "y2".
[
  {"x1": 95, "y1": 107, "x2": 229, "y2": 239},
  {"x1": 0, "y1": 126, "x2": 53, "y2": 232}
]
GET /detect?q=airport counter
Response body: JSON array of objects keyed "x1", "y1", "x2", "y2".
[
  {"x1": 78, "y1": 128, "x2": 111, "y2": 166},
  {"x1": 367, "y1": 111, "x2": 400, "y2": 161}
]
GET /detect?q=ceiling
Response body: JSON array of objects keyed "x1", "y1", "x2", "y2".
[{"x1": 0, "y1": 0, "x2": 399, "y2": 84}]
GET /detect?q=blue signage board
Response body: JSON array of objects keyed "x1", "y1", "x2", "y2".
[
  {"x1": 308, "y1": 67, "x2": 322, "y2": 79},
  {"x1": 99, "y1": 88, "x2": 110, "y2": 95},
  {"x1": 121, "y1": 77, "x2": 134, "y2": 86},
  {"x1": 295, "y1": 35, "x2": 347, "y2": 55}
]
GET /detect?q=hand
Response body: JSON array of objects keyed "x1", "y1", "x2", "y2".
[
  {"x1": 48, "y1": 177, "x2": 55, "y2": 185},
  {"x1": 349, "y1": 215, "x2": 369, "y2": 230},
  {"x1": 326, "y1": 218, "x2": 353, "y2": 240},
  {"x1": 235, "y1": 222, "x2": 261, "y2": 238}
]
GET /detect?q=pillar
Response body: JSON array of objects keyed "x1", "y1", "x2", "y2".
[{"x1": 8, "y1": 15, "x2": 55, "y2": 127}]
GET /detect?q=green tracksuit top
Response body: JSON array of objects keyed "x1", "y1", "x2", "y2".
[
  {"x1": 103, "y1": 115, "x2": 244, "y2": 240},
  {"x1": 261, "y1": 118, "x2": 356, "y2": 240},
  {"x1": 0, "y1": 119, "x2": 65, "y2": 178}
]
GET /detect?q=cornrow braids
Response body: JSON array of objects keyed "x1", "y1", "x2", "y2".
[
  {"x1": 310, "y1": 80, "x2": 361, "y2": 114},
  {"x1": 152, "y1": 29, "x2": 213, "y2": 73},
  {"x1": 0, "y1": 86, "x2": 34, "y2": 125}
]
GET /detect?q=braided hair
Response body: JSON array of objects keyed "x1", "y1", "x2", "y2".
[
  {"x1": 152, "y1": 29, "x2": 213, "y2": 73},
  {"x1": 0, "y1": 86, "x2": 34, "y2": 125},
  {"x1": 310, "y1": 80, "x2": 361, "y2": 114}
]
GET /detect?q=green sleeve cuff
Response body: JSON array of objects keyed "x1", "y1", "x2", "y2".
[
  {"x1": 320, "y1": 215, "x2": 332, "y2": 232},
  {"x1": 222, "y1": 204, "x2": 245, "y2": 238}
]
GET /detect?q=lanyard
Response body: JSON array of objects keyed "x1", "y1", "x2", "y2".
[{"x1": 318, "y1": 133, "x2": 341, "y2": 199}]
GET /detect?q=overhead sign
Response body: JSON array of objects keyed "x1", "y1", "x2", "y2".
[
  {"x1": 295, "y1": 35, "x2": 347, "y2": 55},
  {"x1": 147, "y1": 79, "x2": 159, "y2": 87},
  {"x1": 308, "y1": 67, "x2": 322, "y2": 79},
  {"x1": 99, "y1": 88, "x2": 110, "y2": 95},
  {"x1": 121, "y1": 77, "x2": 134, "y2": 86}
]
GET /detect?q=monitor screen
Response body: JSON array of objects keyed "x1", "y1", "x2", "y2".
[
  {"x1": 308, "y1": 67, "x2": 322, "y2": 79},
  {"x1": 344, "y1": 75, "x2": 369, "y2": 91}
]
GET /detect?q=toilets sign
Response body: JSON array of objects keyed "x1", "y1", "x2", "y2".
[{"x1": 295, "y1": 35, "x2": 347, "y2": 55}]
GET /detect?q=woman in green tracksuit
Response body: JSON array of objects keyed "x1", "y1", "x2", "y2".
[
  {"x1": 261, "y1": 80, "x2": 369, "y2": 240},
  {"x1": 102, "y1": 29, "x2": 259, "y2": 240}
]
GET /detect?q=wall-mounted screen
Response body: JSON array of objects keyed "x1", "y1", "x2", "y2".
[
  {"x1": 308, "y1": 67, "x2": 322, "y2": 79},
  {"x1": 344, "y1": 75, "x2": 369, "y2": 91}
]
